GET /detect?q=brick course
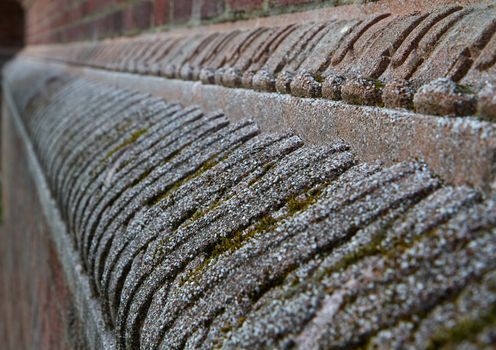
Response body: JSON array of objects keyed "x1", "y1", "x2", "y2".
[
  {"x1": 22, "y1": 0, "x2": 373, "y2": 44},
  {"x1": 227, "y1": 0, "x2": 265, "y2": 11}
]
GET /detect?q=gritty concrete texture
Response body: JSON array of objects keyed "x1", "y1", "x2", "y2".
[
  {"x1": 3, "y1": 56, "x2": 496, "y2": 349},
  {"x1": 2, "y1": 1, "x2": 496, "y2": 348},
  {"x1": 414, "y1": 78, "x2": 477, "y2": 117},
  {"x1": 20, "y1": 58, "x2": 495, "y2": 191},
  {"x1": 341, "y1": 77, "x2": 383, "y2": 107},
  {"x1": 478, "y1": 81, "x2": 496, "y2": 120},
  {"x1": 382, "y1": 79, "x2": 415, "y2": 109}
]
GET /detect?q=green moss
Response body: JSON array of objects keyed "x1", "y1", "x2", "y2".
[
  {"x1": 287, "y1": 194, "x2": 315, "y2": 215},
  {"x1": 455, "y1": 84, "x2": 473, "y2": 95},
  {"x1": 190, "y1": 209, "x2": 205, "y2": 222},
  {"x1": 310, "y1": 219, "x2": 398, "y2": 284},
  {"x1": 237, "y1": 316, "x2": 246, "y2": 327},
  {"x1": 220, "y1": 324, "x2": 232, "y2": 333},
  {"x1": 147, "y1": 156, "x2": 221, "y2": 207},
  {"x1": 290, "y1": 276, "x2": 300, "y2": 287},
  {"x1": 314, "y1": 73, "x2": 325, "y2": 83},
  {"x1": 152, "y1": 236, "x2": 169, "y2": 262},
  {"x1": 372, "y1": 79, "x2": 385, "y2": 90},
  {"x1": 181, "y1": 186, "x2": 324, "y2": 286},
  {"x1": 426, "y1": 305, "x2": 496, "y2": 349},
  {"x1": 248, "y1": 177, "x2": 258, "y2": 186},
  {"x1": 104, "y1": 127, "x2": 148, "y2": 161},
  {"x1": 181, "y1": 213, "x2": 278, "y2": 285},
  {"x1": 332, "y1": 234, "x2": 384, "y2": 273},
  {"x1": 286, "y1": 187, "x2": 322, "y2": 216}
]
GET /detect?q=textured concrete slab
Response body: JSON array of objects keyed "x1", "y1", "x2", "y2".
[
  {"x1": 9, "y1": 58, "x2": 496, "y2": 192},
  {"x1": 4, "y1": 57, "x2": 496, "y2": 350}
]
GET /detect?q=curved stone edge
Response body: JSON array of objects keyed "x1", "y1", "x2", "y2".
[
  {"x1": 20, "y1": 57, "x2": 496, "y2": 192},
  {"x1": 4, "y1": 57, "x2": 496, "y2": 350},
  {"x1": 22, "y1": 1, "x2": 496, "y2": 119},
  {"x1": 2, "y1": 80, "x2": 117, "y2": 350}
]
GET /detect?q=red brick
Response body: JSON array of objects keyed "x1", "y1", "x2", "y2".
[
  {"x1": 227, "y1": 0, "x2": 263, "y2": 12},
  {"x1": 202, "y1": 0, "x2": 225, "y2": 19},
  {"x1": 123, "y1": 1, "x2": 153, "y2": 32},
  {"x1": 110, "y1": 10, "x2": 124, "y2": 36},
  {"x1": 269, "y1": 0, "x2": 315, "y2": 6},
  {"x1": 133, "y1": 1, "x2": 153, "y2": 30},
  {"x1": 87, "y1": 0, "x2": 114, "y2": 14},
  {"x1": 154, "y1": 0, "x2": 170, "y2": 26},
  {"x1": 172, "y1": 0, "x2": 193, "y2": 22}
]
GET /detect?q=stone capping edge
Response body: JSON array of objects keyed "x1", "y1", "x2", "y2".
[
  {"x1": 23, "y1": 0, "x2": 496, "y2": 120},
  {"x1": 27, "y1": 57, "x2": 494, "y2": 191},
  {"x1": 2, "y1": 80, "x2": 117, "y2": 350}
]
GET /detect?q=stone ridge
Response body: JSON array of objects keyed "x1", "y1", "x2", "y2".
[
  {"x1": 25, "y1": 2, "x2": 496, "y2": 119},
  {"x1": 5, "y1": 59, "x2": 496, "y2": 349}
]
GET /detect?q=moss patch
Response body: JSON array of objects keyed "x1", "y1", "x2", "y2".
[
  {"x1": 286, "y1": 187, "x2": 321, "y2": 216},
  {"x1": 314, "y1": 73, "x2": 325, "y2": 83},
  {"x1": 426, "y1": 304, "x2": 496, "y2": 349},
  {"x1": 147, "y1": 156, "x2": 221, "y2": 207},
  {"x1": 104, "y1": 127, "x2": 148, "y2": 161},
  {"x1": 181, "y1": 213, "x2": 278, "y2": 286},
  {"x1": 372, "y1": 79, "x2": 385, "y2": 90},
  {"x1": 180, "y1": 185, "x2": 326, "y2": 287},
  {"x1": 152, "y1": 236, "x2": 170, "y2": 263}
]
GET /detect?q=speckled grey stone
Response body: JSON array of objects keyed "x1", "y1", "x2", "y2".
[{"x1": 6, "y1": 61, "x2": 496, "y2": 350}]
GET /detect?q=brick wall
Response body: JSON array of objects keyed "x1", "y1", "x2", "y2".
[
  {"x1": 24, "y1": 0, "x2": 366, "y2": 44},
  {"x1": 0, "y1": 104, "x2": 87, "y2": 350}
]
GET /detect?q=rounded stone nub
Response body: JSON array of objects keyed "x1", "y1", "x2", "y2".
[
  {"x1": 214, "y1": 68, "x2": 225, "y2": 85},
  {"x1": 383, "y1": 79, "x2": 415, "y2": 109},
  {"x1": 477, "y1": 81, "x2": 496, "y2": 121},
  {"x1": 222, "y1": 67, "x2": 243, "y2": 88},
  {"x1": 341, "y1": 76, "x2": 383, "y2": 106},
  {"x1": 199, "y1": 68, "x2": 215, "y2": 84},
  {"x1": 290, "y1": 71, "x2": 322, "y2": 98},
  {"x1": 322, "y1": 74, "x2": 346, "y2": 100},
  {"x1": 162, "y1": 64, "x2": 177, "y2": 79},
  {"x1": 275, "y1": 71, "x2": 294, "y2": 94},
  {"x1": 191, "y1": 66, "x2": 201, "y2": 81},
  {"x1": 413, "y1": 78, "x2": 476, "y2": 117},
  {"x1": 105, "y1": 62, "x2": 118, "y2": 71},
  {"x1": 179, "y1": 64, "x2": 194, "y2": 80},
  {"x1": 252, "y1": 70, "x2": 276, "y2": 92},
  {"x1": 241, "y1": 70, "x2": 255, "y2": 89},
  {"x1": 148, "y1": 63, "x2": 161, "y2": 76}
]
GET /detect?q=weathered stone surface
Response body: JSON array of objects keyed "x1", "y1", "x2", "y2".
[
  {"x1": 382, "y1": 79, "x2": 415, "y2": 109},
  {"x1": 24, "y1": 2, "x2": 496, "y2": 116},
  {"x1": 4, "y1": 15, "x2": 496, "y2": 348},
  {"x1": 414, "y1": 78, "x2": 476, "y2": 116},
  {"x1": 341, "y1": 77, "x2": 383, "y2": 106},
  {"x1": 275, "y1": 70, "x2": 293, "y2": 94},
  {"x1": 478, "y1": 81, "x2": 496, "y2": 120},
  {"x1": 321, "y1": 73, "x2": 346, "y2": 100},
  {"x1": 290, "y1": 71, "x2": 322, "y2": 98},
  {"x1": 252, "y1": 70, "x2": 276, "y2": 92}
]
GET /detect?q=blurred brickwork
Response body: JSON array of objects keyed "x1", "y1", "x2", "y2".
[
  {"x1": 21, "y1": 0, "x2": 366, "y2": 44},
  {"x1": 0, "y1": 105, "x2": 87, "y2": 350}
]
